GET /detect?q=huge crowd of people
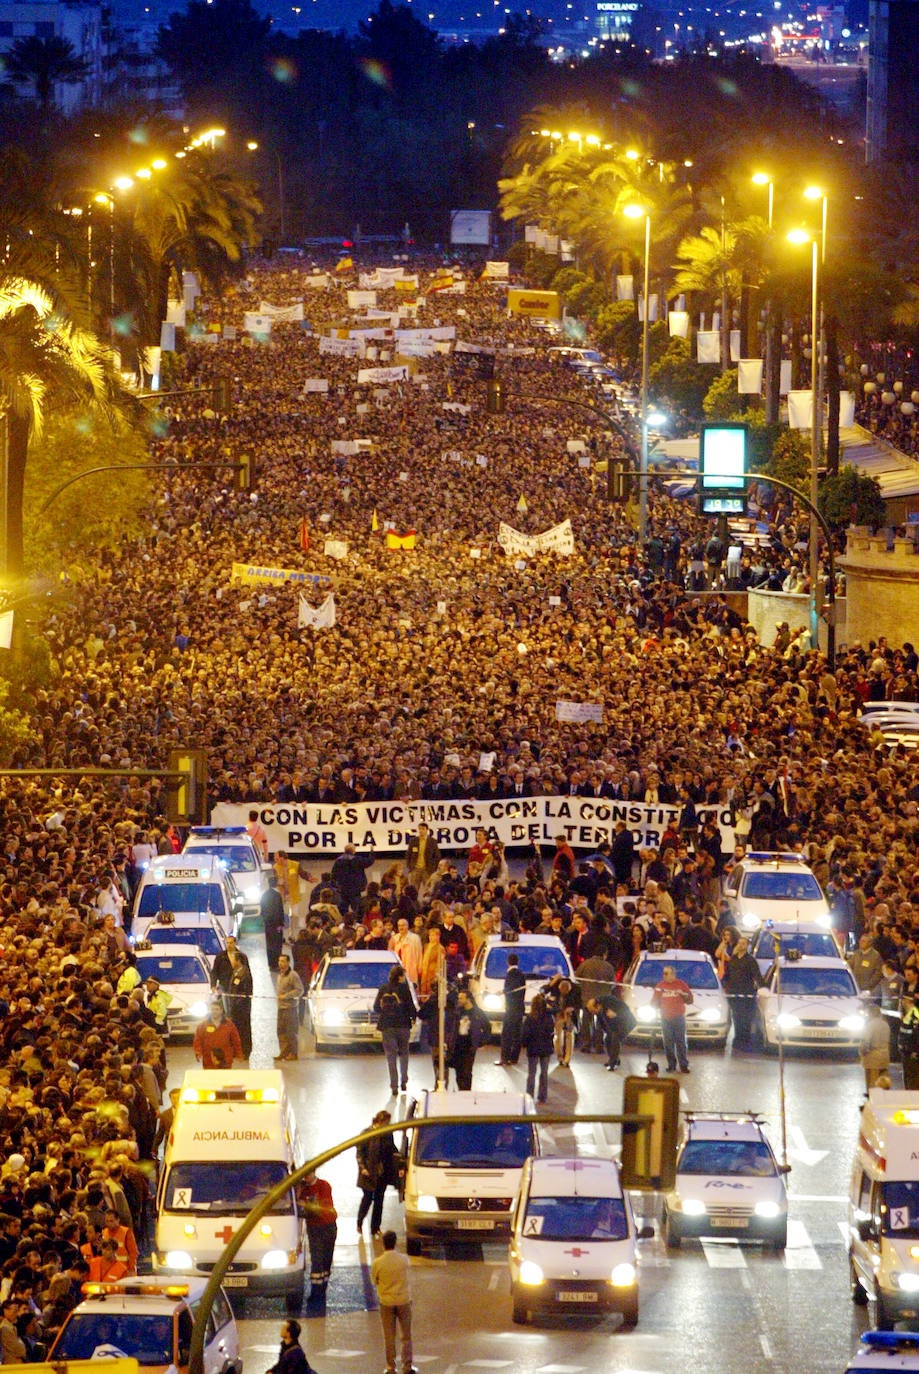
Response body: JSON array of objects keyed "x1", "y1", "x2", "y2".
[{"x1": 0, "y1": 252, "x2": 918, "y2": 1344}]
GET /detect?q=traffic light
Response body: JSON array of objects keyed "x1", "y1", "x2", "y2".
[
  {"x1": 166, "y1": 748, "x2": 208, "y2": 825},
  {"x1": 213, "y1": 378, "x2": 232, "y2": 413},
  {"x1": 606, "y1": 459, "x2": 632, "y2": 503},
  {"x1": 620, "y1": 1074, "x2": 680, "y2": 1190},
  {"x1": 234, "y1": 453, "x2": 256, "y2": 492},
  {"x1": 486, "y1": 379, "x2": 505, "y2": 415}
]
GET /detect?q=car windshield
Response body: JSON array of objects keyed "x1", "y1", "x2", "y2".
[
  {"x1": 164, "y1": 1160, "x2": 294, "y2": 1214},
  {"x1": 484, "y1": 947, "x2": 570, "y2": 981},
  {"x1": 137, "y1": 955, "x2": 208, "y2": 984},
  {"x1": 633, "y1": 959, "x2": 720, "y2": 990},
  {"x1": 523, "y1": 1196, "x2": 628, "y2": 1241},
  {"x1": 415, "y1": 1120, "x2": 533, "y2": 1167},
  {"x1": 321, "y1": 961, "x2": 393, "y2": 990},
  {"x1": 774, "y1": 966, "x2": 857, "y2": 997},
  {"x1": 679, "y1": 1139, "x2": 776, "y2": 1177},
  {"x1": 54, "y1": 1313, "x2": 175, "y2": 1364},
  {"x1": 145, "y1": 927, "x2": 223, "y2": 957},
  {"x1": 137, "y1": 883, "x2": 227, "y2": 917},
  {"x1": 187, "y1": 844, "x2": 257, "y2": 874},
  {"x1": 742, "y1": 871, "x2": 822, "y2": 901},
  {"x1": 753, "y1": 931, "x2": 837, "y2": 962},
  {"x1": 882, "y1": 1182, "x2": 919, "y2": 1238}
]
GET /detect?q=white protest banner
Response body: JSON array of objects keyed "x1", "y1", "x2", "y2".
[
  {"x1": 497, "y1": 519, "x2": 575, "y2": 557},
  {"x1": 298, "y1": 591, "x2": 336, "y2": 629},
  {"x1": 395, "y1": 326, "x2": 456, "y2": 343},
  {"x1": 331, "y1": 440, "x2": 361, "y2": 455},
  {"x1": 556, "y1": 700, "x2": 604, "y2": 723},
  {"x1": 357, "y1": 365, "x2": 409, "y2": 385},
  {"x1": 223, "y1": 326, "x2": 237, "y2": 341},
  {"x1": 567, "y1": 439, "x2": 587, "y2": 454},
  {"x1": 243, "y1": 313, "x2": 273, "y2": 335},
  {"x1": 319, "y1": 334, "x2": 360, "y2": 357},
  {"x1": 304, "y1": 273, "x2": 329, "y2": 289},
  {"x1": 483, "y1": 261, "x2": 509, "y2": 279},
  {"x1": 166, "y1": 301, "x2": 186, "y2": 326},
  {"x1": 212, "y1": 796, "x2": 737, "y2": 856},
  {"x1": 347, "y1": 290, "x2": 377, "y2": 309},
  {"x1": 479, "y1": 751, "x2": 497, "y2": 772},
  {"x1": 323, "y1": 538, "x2": 349, "y2": 560},
  {"x1": 0, "y1": 610, "x2": 13, "y2": 651},
  {"x1": 259, "y1": 300, "x2": 304, "y2": 322},
  {"x1": 738, "y1": 359, "x2": 763, "y2": 395},
  {"x1": 303, "y1": 379, "x2": 329, "y2": 394},
  {"x1": 788, "y1": 390, "x2": 816, "y2": 430},
  {"x1": 231, "y1": 563, "x2": 332, "y2": 587},
  {"x1": 442, "y1": 402, "x2": 471, "y2": 415},
  {"x1": 397, "y1": 338, "x2": 441, "y2": 357},
  {"x1": 348, "y1": 328, "x2": 391, "y2": 341},
  {"x1": 697, "y1": 331, "x2": 720, "y2": 364},
  {"x1": 359, "y1": 267, "x2": 405, "y2": 289}
]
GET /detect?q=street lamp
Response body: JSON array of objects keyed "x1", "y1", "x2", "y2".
[
  {"x1": 752, "y1": 173, "x2": 776, "y2": 421},
  {"x1": 624, "y1": 201, "x2": 652, "y2": 543},
  {"x1": 788, "y1": 225, "x2": 820, "y2": 650},
  {"x1": 752, "y1": 171, "x2": 774, "y2": 228}
]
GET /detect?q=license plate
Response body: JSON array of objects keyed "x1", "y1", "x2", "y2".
[
  {"x1": 457, "y1": 1218, "x2": 494, "y2": 1230},
  {"x1": 559, "y1": 1291, "x2": 598, "y2": 1302},
  {"x1": 711, "y1": 1217, "x2": 749, "y2": 1228},
  {"x1": 223, "y1": 1276, "x2": 249, "y2": 1287}
]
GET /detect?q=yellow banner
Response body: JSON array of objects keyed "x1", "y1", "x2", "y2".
[
  {"x1": 507, "y1": 288, "x2": 561, "y2": 320},
  {"x1": 231, "y1": 563, "x2": 331, "y2": 586}
]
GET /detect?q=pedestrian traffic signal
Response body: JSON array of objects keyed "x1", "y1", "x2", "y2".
[
  {"x1": 486, "y1": 379, "x2": 505, "y2": 415},
  {"x1": 235, "y1": 453, "x2": 256, "y2": 492},
  {"x1": 620, "y1": 1074, "x2": 680, "y2": 1190},
  {"x1": 213, "y1": 378, "x2": 232, "y2": 413}
]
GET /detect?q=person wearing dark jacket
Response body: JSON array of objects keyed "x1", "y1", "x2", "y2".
[
  {"x1": 266, "y1": 1319, "x2": 317, "y2": 1374},
  {"x1": 356, "y1": 1109, "x2": 403, "y2": 1236},
  {"x1": 496, "y1": 954, "x2": 526, "y2": 1066},
  {"x1": 449, "y1": 988, "x2": 491, "y2": 1089},
  {"x1": 373, "y1": 964, "x2": 417, "y2": 1094},
  {"x1": 521, "y1": 993, "x2": 555, "y2": 1103},
  {"x1": 721, "y1": 937, "x2": 763, "y2": 1050},
  {"x1": 585, "y1": 993, "x2": 636, "y2": 1070},
  {"x1": 261, "y1": 874, "x2": 287, "y2": 971},
  {"x1": 329, "y1": 845, "x2": 375, "y2": 915}
]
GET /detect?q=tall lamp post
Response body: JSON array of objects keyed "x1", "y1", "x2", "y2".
[
  {"x1": 624, "y1": 201, "x2": 651, "y2": 543},
  {"x1": 788, "y1": 226, "x2": 820, "y2": 650},
  {"x1": 752, "y1": 172, "x2": 775, "y2": 421}
]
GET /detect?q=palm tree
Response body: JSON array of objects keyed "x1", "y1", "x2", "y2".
[
  {"x1": 4, "y1": 36, "x2": 88, "y2": 119},
  {"x1": 673, "y1": 214, "x2": 769, "y2": 371}
]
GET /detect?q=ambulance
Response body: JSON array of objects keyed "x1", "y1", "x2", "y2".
[
  {"x1": 154, "y1": 1070, "x2": 305, "y2": 1309},
  {"x1": 849, "y1": 1090, "x2": 919, "y2": 1328}
]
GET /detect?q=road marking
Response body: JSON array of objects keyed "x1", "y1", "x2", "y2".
[
  {"x1": 838, "y1": 1221, "x2": 851, "y2": 1246},
  {"x1": 463, "y1": 1363, "x2": 515, "y2": 1369},
  {"x1": 701, "y1": 1240, "x2": 747, "y2": 1268},
  {"x1": 760, "y1": 1333, "x2": 774, "y2": 1360},
  {"x1": 488, "y1": 1268, "x2": 501, "y2": 1290},
  {"x1": 783, "y1": 1218, "x2": 822, "y2": 1269},
  {"x1": 787, "y1": 1125, "x2": 829, "y2": 1167},
  {"x1": 740, "y1": 1270, "x2": 752, "y2": 1291},
  {"x1": 680, "y1": 1087, "x2": 690, "y2": 1105},
  {"x1": 313, "y1": 1352, "x2": 367, "y2": 1360},
  {"x1": 536, "y1": 1366, "x2": 588, "y2": 1372}
]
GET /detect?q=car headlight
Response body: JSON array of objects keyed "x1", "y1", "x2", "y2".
[
  {"x1": 261, "y1": 1250, "x2": 289, "y2": 1270},
  {"x1": 414, "y1": 1195, "x2": 438, "y2": 1213},
  {"x1": 741, "y1": 913, "x2": 760, "y2": 931},
  {"x1": 610, "y1": 1262, "x2": 637, "y2": 1288},
  {"x1": 189, "y1": 1001, "x2": 210, "y2": 1019},
  {"x1": 165, "y1": 1249, "x2": 194, "y2": 1269},
  {"x1": 483, "y1": 993, "x2": 504, "y2": 1013},
  {"x1": 776, "y1": 1012, "x2": 801, "y2": 1030},
  {"x1": 699, "y1": 1007, "x2": 722, "y2": 1023},
  {"x1": 636, "y1": 1005, "x2": 657, "y2": 1023},
  {"x1": 754, "y1": 1201, "x2": 782, "y2": 1219},
  {"x1": 320, "y1": 1008, "x2": 345, "y2": 1027},
  {"x1": 839, "y1": 1014, "x2": 866, "y2": 1032},
  {"x1": 814, "y1": 913, "x2": 832, "y2": 930},
  {"x1": 519, "y1": 1260, "x2": 544, "y2": 1286},
  {"x1": 899, "y1": 1272, "x2": 919, "y2": 1293},
  {"x1": 682, "y1": 1199, "x2": 707, "y2": 1217}
]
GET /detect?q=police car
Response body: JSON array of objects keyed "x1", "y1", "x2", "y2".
[
  {"x1": 619, "y1": 949, "x2": 730, "y2": 1047},
  {"x1": 133, "y1": 854, "x2": 241, "y2": 940},
  {"x1": 307, "y1": 949, "x2": 420, "y2": 1051},
  {"x1": 133, "y1": 910, "x2": 228, "y2": 965},
  {"x1": 509, "y1": 1157, "x2": 651, "y2": 1327},
  {"x1": 135, "y1": 945, "x2": 213, "y2": 1039},
  {"x1": 751, "y1": 920, "x2": 843, "y2": 977},
  {"x1": 662, "y1": 1112, "x2": 788, "y2": 1250},
  {"x1": 183, "y1": 826, "x2": 270, "y2": 915},
  {"x1": 846, "y1": 1332, "x2": 919, "y2": 1372},
  {"x1": 467, "y1": 934, "x2": 575, "y2": 1037},
  {"x1": 723, "y1": 851, "x2": 832, "y2": 933},
  {"x1": 48, "y1": 1277, "x2": 242, "y2": 1374}
]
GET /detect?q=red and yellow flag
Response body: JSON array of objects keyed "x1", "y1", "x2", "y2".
[
  {"x1": 386, "y1": 530, "x2": 417, "y2": 551},
  {"x1": 299, "y1": 516, "x2": 310, "y2": 552}
]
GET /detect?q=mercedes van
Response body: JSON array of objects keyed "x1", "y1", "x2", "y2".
[{"x1": 849, "y1": 1090, "x2": 919, "y2": 1328}]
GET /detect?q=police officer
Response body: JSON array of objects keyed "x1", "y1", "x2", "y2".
[
  {"x1": 899, "y1": 993, "x2": 919, "y2": 1090},
  {"x1": 142, "y1": 975, "x2": 172, "y2": 1033}
]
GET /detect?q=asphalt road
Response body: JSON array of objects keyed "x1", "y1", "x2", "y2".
[{"x1": 162, "y1": 928, "x2": 874, "y2": 1374}]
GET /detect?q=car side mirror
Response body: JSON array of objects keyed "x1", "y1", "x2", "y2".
[
  {"x1": 856, "y1": 1218, "x2": 876, "y2": 1242},
  {"x1": 637, "y1": 1223, "x2": 655, "y2": 1240}
]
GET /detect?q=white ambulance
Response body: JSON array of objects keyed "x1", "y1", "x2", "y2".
[
  {"x1": 849, "y1": 1090, "x2": 919, "y2": 1328},
  {"x1": 155, "y1": 1070, "x2": 305, "y2": 1309}
]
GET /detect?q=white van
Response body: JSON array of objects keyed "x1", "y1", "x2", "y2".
[
  {"x1": 155, "y1": 1070, "x2": 305, "y2": 1309},
  {"x1": 133, "y1": 855, "x2": 241, "y2": 940},
  {"x1": 403, "y1": 1090, "x2": 539, "y2": 1255},
  {"x1": 509, "y1": 1157, "x2": 650, "y2": 1327},
  {"x1": 849, "y1": 1090, "x2": 919, "y2": 1328}
]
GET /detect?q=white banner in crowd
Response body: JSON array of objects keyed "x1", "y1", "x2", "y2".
[
  {"x1": 498, "y1": 519, "x2": 575, "y2": 557},
  {"x1": 357, "y1": 365, "x2": 409, "y2": 385},
  {"x1": 738, "y1": 359, "x2": 764, "y2": 394},
  {"x1": 243, "y1": 313, "x2": 273, "y2": 335},
  {"x1": 323, "y1": 538, "x2": 349, "y2": 560},
  {"x1": 359, "y1": 268, "x2": 406, "y2": 289},
  {"x1": 303, "y1": 379, "x2": 329, "y2": 394},
  {"x1": 780, "y1": 360, "x2": 793, "y2": 396},
  {"x1": 298, "y1": 591, "x2": 336, "y2": 629},
  {"x1": 347, "y1": 290, "x2": 377, "y2": 308},
  {"x1": 555, "y1": 700, "x2": 604, "y2": 723},
  {"x1": 788, "y1": 389, "x2": 816, "y2": 429},
  {"x1": 483, "y1": 261, "x2": 510, "y2": 279},
  {"x1": 730, "y1": 330, "x2": 741, "y2": 363},
  {"x1": 398, "y1": 338, "x2": 443, "y2": 357},
  {"x1": 395, "y1": 326, "x2": 455, "y2": 343},
  {"x1": 304, "y1": 274, "x2": 329, "y2": 290},
  {"x1": 258, "y1": 300, "x2": 304, "y2": 322},
  {"x1": 211, "y1": 796, "x2": 736, "y2": 856},
  {"x1": 319, "y1": 335, "x2": 360, "y2": 357},
  {"x1": 697, "y1": 331, "x2": 720, "y2": 364},
  {"x1": 839, "y1": 390, "x2": 855, "y2": 427},
  {"x1": 166, "y1": 301, "x2": 186, "y2": 326}
]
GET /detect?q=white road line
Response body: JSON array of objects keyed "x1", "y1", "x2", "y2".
[
  {"x1": 488, "y1": 1268, "x2": 501, "y2": 1290},
  {"x1": 740, "y1": 1269, "x2": 752, "y2": 1291},
  {"x1": 313, "y1": 1352, "x2": 367, "y2": 1360},
  {"x1": 536, "y1": 1366, "x2": 589, "y2": 1372},
  {"x1": 760, "y1": 1333, "x2": 774, "y2": 1360},
  {"x1": 701, "y1": 1239, "x2": 747, "y2": 1268},
  {"x1": 463, "y1": 1362, "x2": 515, "y2": 1369},
  {"x1": 783, "y1": 1217, "x2": 822, "y2": 1269}
]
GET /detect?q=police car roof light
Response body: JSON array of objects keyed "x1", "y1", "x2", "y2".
[
  {"x1": 860, "y1": 1330, "x2": 919, "y2": 1348},
  {"x1": 190, "y1": 826, "x2": 247, "y2": 836},
  {"x1": 745, "y1": 852, "x2": 808, "y2": 864}
]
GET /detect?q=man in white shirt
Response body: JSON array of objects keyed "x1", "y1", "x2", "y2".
[{"x1": 370, "y1": 1230, "x2": 416, "y2": 1374}]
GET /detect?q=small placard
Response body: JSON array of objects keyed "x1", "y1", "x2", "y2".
[
  {"x1": 548, "y1": 596, "x2": 561, "y2": 606},
  {"x1": 470, "y1": 548, "x2": 481, "y2": 560}
]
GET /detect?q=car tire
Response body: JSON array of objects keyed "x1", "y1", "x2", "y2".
[
  {"x1": 511, "y1": 1292, "x2": 529, "y2": 1325},
  {"x1": 850, "y1": 1257, "x2": 869, "y2": 1305},
  {"x1": 406, "y1": 1236, "x2": 423, "y2": 1257},
  {"x1": 620, "y1": 1298, "x2": 639, "y2": 1330},
  {"x1": 663, "y1": 1213, "x2": 682, "y2": 1250},
  {"x1": 285, "y1": 1289, "x2": 303, "y2": 1315}
]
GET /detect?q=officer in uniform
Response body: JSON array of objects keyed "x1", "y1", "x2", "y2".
[{"x1": 899, "y1": 992, "x2": 919, "y2": 1089}]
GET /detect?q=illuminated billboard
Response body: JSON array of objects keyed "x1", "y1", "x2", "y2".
[{"x1": 699, "y1": 422, "x2": 747, "y2": 515}]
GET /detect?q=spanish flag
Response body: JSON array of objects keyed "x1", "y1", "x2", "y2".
[
  {"x1": 386, "y1": 530, "x2": 417, "y2": 551},
  {"x1": 371, "y1": 509, "x2": 379, "y2": 533},
  {"x1": 335, "y1": 256, "x2": 353, "y2": 273},
  {"x1": 299, "y1": 516, "x2": 310, "y2": 552}
]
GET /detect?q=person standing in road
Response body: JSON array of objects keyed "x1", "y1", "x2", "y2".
[
  {"x1": 298, "y1": 1168, "x2": 338, "y2": 1304},
  {"x1": 450, "y1": 988, "x2": 491, "y2": 1090},
  {"x1": 224, "y1": 945, "x2": 254, "y2": 1058},
  {"x1": 721, "y1": 937, "x2": 763, "y2": 1051},
  {"x1": 520, "y1": 992, "x2": 554, "y2": 1104},
  {"x1": 585, "y1": 993, "x2": 636, "y2": 1071},
  {"x1": 265, "y1": 1319, "x2": 318, "y2": 1374},
  {"x1": 849, "y1": 933, "x2": 884, "y2": 997},
  {"x1": 330, "y1": 843, "x2": 375, "y2": 916},
  {"x1": 274, "y1": 953, "x2": 303, "y2": 1062},
  {"x1": 651, "y1": 965, "x2": 693, "y2": 1073},
  {"x1": 373, "y1": 965, "x2": 417, "y2": 1094},
  {"x1": 193, "y1": 1001, "x2": 244, "y2": 1069},
  {"x1": 370, "y1": 1230, "x2": 416, "y2": 1374},
  {"x1": 496, "y1": 953, "x2": 526, "y2": 1066},
  {"x1": 262, "y1": 872, "x2": 287, "y2": 971},
  {"x1": 900, "y1": 993, "x2": 919, "y2": 1089},
  {"x1": 356, "y1": 1110, "x2": 401, "y2": 1236},
  {"x1": 860, "y1": 1000, "x2": 891, "y2": 1094}
]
